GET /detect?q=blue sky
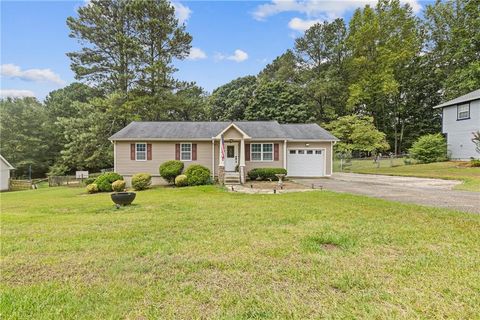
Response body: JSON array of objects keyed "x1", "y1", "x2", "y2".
[{"x1": 1, "y1": 0, "x2": 427, "y2": 100}]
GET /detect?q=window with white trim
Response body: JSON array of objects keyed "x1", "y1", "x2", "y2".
[
  {"x1": 181, "y1": 143, "x2": 192, "y2": 161},
  {"x1": 457, "y1": 104, "x2": 470, "y2": 120},
  {"x1": 136, "y1": 143, "x2": 146, "y2": 161},
  {"x1": 250, "y1": 143, "x2": 274, "y2": 161}
]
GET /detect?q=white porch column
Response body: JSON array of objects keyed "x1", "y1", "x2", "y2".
[
  {"x1": 240, "y1": 139, "x2": 245, "y2": 166},
  {"x1": 283, "y1": 140, "x2": 287, "y2": 169},
  {"x1": 240, "y1": 138, "x2": 246, "y2": 184}
]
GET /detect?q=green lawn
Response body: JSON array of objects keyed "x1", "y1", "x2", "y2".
[
  {"x1": 1, "y1": 186, "x2": 480, "y2": 319},
  {"x1": 343, "y1": 161, "x2": 480, "y2": 192}
]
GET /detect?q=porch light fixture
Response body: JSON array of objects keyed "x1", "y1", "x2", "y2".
[
  {"x1": 229, "y1": 139, "x2": 233, "y2": 143},
  {"x1": 305, "y1": 143, "x2": 310, "y2": 147}
]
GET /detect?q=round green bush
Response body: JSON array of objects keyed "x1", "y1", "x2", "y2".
[
  {"x1": 175, "y1": 174, "x2": 188, "y2": 187},
  {"x1": 184, "y1": 165, "x2": 211, "y2": 186},
  {"x1": 132, "y1": 173, "x2": 152, "y2": 191},
  {"x1": 409, "y1": 133, "x2": 447, "y2": 164},
  {"x1": 86, "y1": 183, "x2": 98, "y2": 194},
  {"x1": 93, "y1": 172, "x2": 124, "y2": 192},
  {"x1": 159, "y1": 160, "x2": 184, "y2": 184},
  {"x1": 111, "y1": 179, "x2": 126, "y2": 192}
]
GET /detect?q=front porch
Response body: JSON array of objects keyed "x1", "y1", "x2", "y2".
[{"x1": 214, "y1": 123, "x2": 250, "y2": 185}]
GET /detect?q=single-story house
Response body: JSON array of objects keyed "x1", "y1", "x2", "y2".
[
  {"x1": 433, "y1": 89, "x2": 480, "y2": 160},
  {"x1": 109, "y1": 121, "x2": 338, "y2": 185},
  {"x1": 0, "y1": 154, "x2": 14, "y2": 191}
]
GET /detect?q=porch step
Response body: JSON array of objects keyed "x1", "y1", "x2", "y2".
[{"x1": 224, "y1": 172, "x2": 241, "y2": 185}]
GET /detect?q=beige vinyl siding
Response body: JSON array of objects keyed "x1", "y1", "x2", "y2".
[
  {"x1": 287, "y1": 141, "x2": 333, "y2": 175},
  {"x1": 115, "y1": 139, "x2": 334, "y2": 184},
  {"x1": 115, "y1": 141, "x2": 213, "y2": 178},
  {"x1": 245, "y1": 141, "x2": 285, "y2": 172},
  {"x1": 222, "y1": 127, "x2": 244, "y2": 139}
]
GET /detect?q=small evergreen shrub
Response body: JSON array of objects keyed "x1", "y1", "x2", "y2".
[
  {"x1": 111, "y1": 180, "x2": 126, "y2": 192},
  {"x1": 175, "y1": 174, "x2": 188, "y2": 187},
  {"x1": 132, "y1": 173, "x2": 152, "y2": 191},
  {"x1": 159, "y1": 160, "x2": 184, "y2": 184},
  {"x1": 247, "y1": 168, "x2": 287, "y2": 181},
  {"x1": 86, "y1": 183, "x2": 98, "y2": 194},
  {"x1": 94, "y1": 172, "x2": 124, "y2": 192},
  {"x1": 185, "y1": 165, "x2": 211, "y2": 186},
  {"x1": 409, "y1": 134, "x2": 448, "y2": 164}
]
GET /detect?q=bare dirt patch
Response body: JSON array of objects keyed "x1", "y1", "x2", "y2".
[{"x1": 321, "y1": 243, "x2": 340, "y2": 251}]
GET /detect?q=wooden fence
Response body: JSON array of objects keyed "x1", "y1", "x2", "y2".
[
  {"x1": 8, "y1": 178, "x2": 47, "y2": 191},
  {"x1": 48, "y1": 176, "x2": 85, "y2": 187},
  {"x1": 9, "y1": 179, "x2": 33, "y2": 191}
]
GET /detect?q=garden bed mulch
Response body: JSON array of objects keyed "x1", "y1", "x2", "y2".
[{"x1": 226, "y1": 181, "x2": 320, "y2": 194}]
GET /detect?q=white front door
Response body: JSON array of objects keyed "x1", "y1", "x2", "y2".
[{"x1": 225, "y1": 143, "x2": 238, "y2": 171}]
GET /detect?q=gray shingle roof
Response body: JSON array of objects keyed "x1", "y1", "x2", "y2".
[
  {"x1": 280, "y1": 123, "x2": 337, "y2": 140},
  {"x1": 109, "y1": 121, "x2": 338, "y2": 141},
  {"x1": 433, "y1": 89, "x2": 480, "y2": 109}
]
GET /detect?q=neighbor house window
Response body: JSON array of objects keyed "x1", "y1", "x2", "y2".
[
  {"x1": 457, "y1": 104, "x2": 470, "y2": 120},
  {"x1": 136, "y1": 143, "x2": 146, "y2": 161},
  {"x1": 250, "y1": 143, "x2": 273, "y2": 161},
  {"x1": 181, "y1": 143, "x2": 192, "y2": 161}
]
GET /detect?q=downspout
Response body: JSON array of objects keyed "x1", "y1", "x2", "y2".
[
  {"x1": 331, "y1": 141, "x2": 336, "y2": 176},
  {"x1": 112, "y1": 140, "x2": 117, "y2": 172},
  {"x1": 211, "y1": 139, "x2": 215, "y2": 180}
]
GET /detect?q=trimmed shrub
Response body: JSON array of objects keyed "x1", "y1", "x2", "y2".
[
  {"x1": 86, "y1": 183, "x2": 98, "y2": 194},
  {"x1": 84, "y1": 177, "x2": 96, "y2": 185},
  {"x1": 112, "y1": 180, "x2": 126, "y2": 192},
  {"x1": 470, "y1": 158, "x2": 480, "y2": 167},
  {"x1": 132, "y1": 173, "x2": 152, "y2": 191},
  {"x1": 185, "y1": 165, "x2": 211, "y2": 186},
  {"x1": 175, "y1": 174, "x2": 188, "y2": 187},
  {"x1": 94, "y1": 172, "x2": 124, "y2": 192},
  {"x1": 409, "y1": 134, "x2": 447, "y2": 164},
  {"x1": 159, "y1": 160, "x2": 184, "y2": 184},
  {"x1": 247, "y1": 168, "x2": 287, "y2": 181}
]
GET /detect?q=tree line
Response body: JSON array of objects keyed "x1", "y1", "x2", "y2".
[{"x1": 1, "y1": 0, "x2": 479, "y2": 177}]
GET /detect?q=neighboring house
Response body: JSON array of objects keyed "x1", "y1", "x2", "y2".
[
  {"x1": 0, "y1": 154, "x2": 14, "y2": 191},
  {"x1": 433, "y1": 89, "x2": 480, "y2": 160},
  {"x1": 109, "y1": 121, "x2": 338, "y2": 185}
]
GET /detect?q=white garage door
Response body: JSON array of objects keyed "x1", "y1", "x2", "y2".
[{"x1": 287, "y1": 149, "x2": 325, "y2": 177}]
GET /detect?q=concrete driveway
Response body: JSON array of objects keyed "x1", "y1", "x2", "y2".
[{"x1": 294, "y1": 173, "x2": 480, "y2": 214}]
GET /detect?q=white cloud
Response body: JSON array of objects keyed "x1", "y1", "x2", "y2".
[
  {"x1": 1, "y1": 64, "x2": 65, "y2": 85},
  {"x1": 215, "y1": 49, "x2": 249, "y2": 63},
  {"x1": 187, "y1": 47, "x2": 207, "y2": 60},
  {"x1": 172, "y1": 2, "x2": 192, "y2": 24},
  {"x1": 228, "y1": 49, "x2": 249, "y2": 62},
  {"x1": 288, "y1": 17, "x2": 321, "y2": 31},
  {"x1": 0, "y1": 89, "x2": 35, "y2": 98},
  {"x1": 253, "y1": 0, "x2": 421, "y2": 21}
]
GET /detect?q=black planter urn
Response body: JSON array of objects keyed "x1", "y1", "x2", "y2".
[{"x1": 111, "y1": 192, "x2": 136, "y2": 206}]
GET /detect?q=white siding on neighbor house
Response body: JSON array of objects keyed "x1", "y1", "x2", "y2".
[
  {"x1": 1, "y1": 160, "x2": 11, "y2": 191},
  {"x1": 442, "y1": 99, "x2": 480, "y2": 160}
]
